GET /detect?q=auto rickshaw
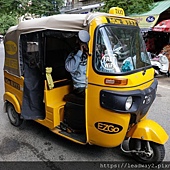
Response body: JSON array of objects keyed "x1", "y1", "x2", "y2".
[{"x1": 3, "y1": 7, "x2": 169, "y2": 164}]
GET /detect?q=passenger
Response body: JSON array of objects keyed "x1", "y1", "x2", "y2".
[{"x1": 65, "y1": 30, "x2": 90, "y2": 98}]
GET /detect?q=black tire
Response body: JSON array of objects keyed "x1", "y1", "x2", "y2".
[
  {"x1": 129, "y1": 138, "x2": 165, "y2": 165},
  {"x1": 6, "y1": 103, "x2": 23, "y2": 127}
]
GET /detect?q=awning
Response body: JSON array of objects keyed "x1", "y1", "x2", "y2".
[
  {"x1": 153, "y1": 19, "x2": 170, "y2": 32},
  {"x1": 130, "y1": 0, "x2": 170, "y2": 31}
]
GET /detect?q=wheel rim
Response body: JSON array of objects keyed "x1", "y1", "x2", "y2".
[
  {"x1": 8, "y1": 106, "x2": 17, "y2": 124},
  {"x1": 137, "y1": 147, "x2": 154, "y2": 161},
  {"x1": 130, "y1": 138, "x2": 165, "y2": 164}
]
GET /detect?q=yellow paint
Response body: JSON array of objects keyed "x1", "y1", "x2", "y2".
[
  {"x1": 4, "y1": 92, "x2": 21, "y2": 113},
  {"x1": 5, "y1": 41, "x2": 17, "y2": 55},
  {"x1": 4, "y1": 71, "x2": 23, "y2": 113},
  {"x1": 126, "y1": 119, "x2": 169, "y2": 144},
  {"x1": 109, "y1": 7, "x2": 125, "y2": 16},
  {"x1": 46, "y1": 67, "x2": 54, "y2": 90},
  {"x1": 109, "y1": 17, "x2": 137, "y2": 26},
  {"x1": 5, "y1": 58, "x2": 18, "y2": 69}
]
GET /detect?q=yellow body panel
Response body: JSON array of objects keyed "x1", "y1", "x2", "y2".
[
  {"x1": 4, "y1": 71, "x2": 70, "y2": 129},
  {"x1": 86, "y1": 84, "x2": 131, "y2": 147},
  {"x1": 4, "y1": 92, "x2": 21, "y2": 113},
  {"x1": 127, "y1": 119, "x2": 169, "y2": 144},
  {"x1": 4, "y1": 71, "x2": 24, "y2": 113},
  {"x1": 36, "y1": 81, "x2": 70, "y2": 129}
]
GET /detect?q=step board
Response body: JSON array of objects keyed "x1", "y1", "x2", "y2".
[{"x1": 60, "y1": 130, "x2": 87, "y2": 144}]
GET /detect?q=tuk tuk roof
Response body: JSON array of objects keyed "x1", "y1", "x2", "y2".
[
  {"x1": 4, "y1": 12, "x2": 136, "y2": 78},
  {"x1": 6, "y1": 13, "x2": 133, "y2": 34}
]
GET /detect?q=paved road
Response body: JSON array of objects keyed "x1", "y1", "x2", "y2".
[
  {"x1": 148, "y1": 75, "x2": 170, "y2": 162},
  {"x1": 0, "y1": 43, "x2": 169, "y2": 169}
]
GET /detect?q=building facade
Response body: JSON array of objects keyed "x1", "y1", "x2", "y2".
[
  {"x1": 61, "y1": 0, "x2": 102, "y2": 12},
  {"x1": 73, "y1": 0, "x2": 101, "y2": 8}
]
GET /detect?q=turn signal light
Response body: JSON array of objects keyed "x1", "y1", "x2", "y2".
[{"x1": 104, "y1": 78, "x2": 128, "y2": 85}]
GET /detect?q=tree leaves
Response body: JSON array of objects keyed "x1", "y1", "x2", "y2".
[
  {"x1": 0, "y1": 0, "x2": 64, "y2": 16},
  {"x1": 0, "y1": 14, "x2": 17, "y2": 34},
  {"x1": 102, "y1": 0, "x2": 154, "y2": 15},
  {"x1": 0, "y1": 0, "x2": 64, "y2": 34}
]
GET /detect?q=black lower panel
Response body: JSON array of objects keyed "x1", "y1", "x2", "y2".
[{"x1": 60, "y1": 130, "x2": 86, "y2": 143}]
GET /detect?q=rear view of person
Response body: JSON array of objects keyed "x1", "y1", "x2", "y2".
[
  {"x1": 65, "y1": 30, "x2": 90, "y2": 98},
  {"x1": 62, "y1": 30, "x2": 90, "y2": 133}
]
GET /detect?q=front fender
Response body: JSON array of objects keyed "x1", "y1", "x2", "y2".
[{"x1": 126, "y1": 119, "x2": 169, "y2": 144}]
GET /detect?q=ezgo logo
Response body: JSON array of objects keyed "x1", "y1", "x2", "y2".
[{"x1": 95, "y1": 122, "x2": 123, "y2": 134}]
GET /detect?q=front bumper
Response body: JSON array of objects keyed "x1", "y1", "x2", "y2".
[{"x1": 100, "y1": 79, "x2": 158, "y2": 121}]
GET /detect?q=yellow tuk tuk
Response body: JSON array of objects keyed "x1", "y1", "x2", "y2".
[{"x1": 3, "y1": 7, "x2": 168, "y2": 164}]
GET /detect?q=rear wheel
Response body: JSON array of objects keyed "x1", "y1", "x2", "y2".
[
  {"x1": 129, "y1": 138, "x2": 165, "y2": 165},
  {"x1": 6, "y1": 103, "x2": 23, "y2": 127}
]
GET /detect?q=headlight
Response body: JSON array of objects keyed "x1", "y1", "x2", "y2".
[
  {"x1": 159, "y1": 55, "x2": 168, "y2": 64},
  {"x1": 125, "y1": 96, "x2": 133, "y2": 110}
]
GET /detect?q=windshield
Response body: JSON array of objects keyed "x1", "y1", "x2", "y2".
[{"x1": 94, "y1": 25, "x2": 151, "y2": 74}]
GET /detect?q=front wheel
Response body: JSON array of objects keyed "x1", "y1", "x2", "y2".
[
  {"x1": 6, "y1": 103, "x2": 23, "y2": 127},
  {"x1": 129, "y1": 138, "x2": 165, "y2": 165}
]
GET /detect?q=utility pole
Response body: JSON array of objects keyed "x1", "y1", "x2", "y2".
[
  {"x1": 72, "y1": 0, "x2": 74, "y2": 8},
  {"x1": 52, "y1": 0, "x2": 57, "y2": 13}
]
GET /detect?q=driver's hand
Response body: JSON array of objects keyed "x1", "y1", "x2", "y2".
[{"x1": 80, "y1": 43, "x2": 88, "y2": 52}]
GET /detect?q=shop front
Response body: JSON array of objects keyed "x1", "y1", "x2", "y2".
[
  {"x1": 131, "y1": 1, "x2": 170, "y2": 72},
  {"x1": 130, "y1": 0, "x2": 170, "y2": 33}
]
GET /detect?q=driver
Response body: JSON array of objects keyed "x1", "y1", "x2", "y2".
[{"x1": 65, "y1": 30, "x2": 90, "y2": 98}]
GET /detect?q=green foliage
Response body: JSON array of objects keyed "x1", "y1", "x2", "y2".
[
  {"x1": 0, "y1": 0, "x2": 64, "y2": 16},
  {"x1": 0, "y1": 0, "x2": 64, "y2": 34},
  {"x1": 0, "y1": 14, "x2": 18, "y2": 35},
  {"x1": 26, "y1": 0, "x2": 64, "y2": 16},
  {"x1": 101, "y1": 0, "x2": 154, "y2": 15}
]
